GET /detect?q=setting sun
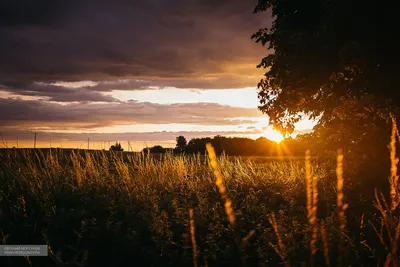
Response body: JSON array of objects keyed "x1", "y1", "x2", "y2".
[{"x1": 264, "y1": 129, "x2": 284, "y2": 143}]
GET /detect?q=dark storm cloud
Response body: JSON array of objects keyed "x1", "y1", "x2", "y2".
[
  {"x1": 0, "y1": 0, "x2": 69, "y2": 26},
  {"x1": 0, "y1": 0, "x2": 271, "y2": 90},
  {"x1": 0, "y1": 98, "x2": 263, "y2": 129}
]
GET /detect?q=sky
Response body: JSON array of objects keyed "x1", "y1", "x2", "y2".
[{"x1": 0, "y1": 0, "x2": 315, "y2": 151}]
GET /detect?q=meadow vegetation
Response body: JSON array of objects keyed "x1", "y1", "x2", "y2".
[
  {"x1": 1, "y1": 0, "x2": 399, "y2": 266},
  {"x1": 0, "y1": 122, "x2": 399, "y2": 267}
]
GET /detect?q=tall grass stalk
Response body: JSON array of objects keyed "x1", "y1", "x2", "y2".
[
  {"x1": 206, "y1": 143, "x2": 250, "y2": 267},
  {"x1": 189, "y1": 208, "x2": 198, "y2": 267},
  {"x1": 268, "y1": 212, "x2": 290, "y2": 267},
  {"x1": 389, "y1": 115, "x2": 400, "y2": 211},
  {"x1": 372, "y1": 116, "x2": 400, "y2": 267},
  {"x1": 336, "y1": 148, "x2": 347, "y2": 266},
  {"x1": 320, "y1": 220, "x2": 331, "y2": 267},
  {"x1": 306, "y1": 150, "x2": 318, "y2": 266},
  {"x1": 205, "y1": 143, "x2": 235, "y2": 227}
]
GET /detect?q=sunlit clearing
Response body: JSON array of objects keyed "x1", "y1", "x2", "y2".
[{"x1": 264, "y1": 129, "x2": 284, "y2": 143}]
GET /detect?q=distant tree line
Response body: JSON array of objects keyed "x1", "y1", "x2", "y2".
[
  {"x1": 141, "y1": 135, "x2": 310, "y2": 156},
  {"x1": 110, "y1": 142, "x2": 124, "y2": 151}
]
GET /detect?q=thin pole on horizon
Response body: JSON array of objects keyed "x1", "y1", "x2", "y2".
[
  {"x1": 16, "y1": 136, "x2": 18, "y2": 148},
  {"x1": 50, "y1": 139, "x2": 52, "y2": 148},
  {"x1": 34, "y1": 132, "x2": 37, "y2": 149},
  {"x1": 88, "y1": 138, "x2": 90, "y2": 150}
]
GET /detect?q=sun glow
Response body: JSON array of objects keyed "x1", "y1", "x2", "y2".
[{"x1": 264, "y1": 129, "x2": 284, "y2": 143}]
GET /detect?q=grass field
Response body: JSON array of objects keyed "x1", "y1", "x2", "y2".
[{"x1": 0, "y1": 138, "x2": 399, "y2": 266}]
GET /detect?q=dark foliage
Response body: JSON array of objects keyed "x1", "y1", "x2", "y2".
[
  {"x1": 141, "y1": 145, "x2": 171, "y2": 154},
  {"x1": 185, "y1": 135, "x2": 307, "y2": 156},
  {"x1": 252, "y1": 0, "x2": 400, "y2": 193},
  {"x1": 176, "y1": 136, "x2": 188, "y2": 153},
  {"x1": 252, "y1": 0, "x2": 400, "y2": 152},
  {"x1": 110, "y1": 142, "x2": 124, "y2": 152}
]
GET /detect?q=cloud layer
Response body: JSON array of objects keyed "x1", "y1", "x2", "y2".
[
  {"x1": 0, "y1": 130, "x2": 262, "y2": 144},
  {"x1": 0, "y1": 0, "x2": 271, "y2": 89},
  {"x1": 0, "y1": 98, "x2": 264, "y2": 129},
  {"x1": 0, "y1": 0, "x2": 275, "y2": 142}
]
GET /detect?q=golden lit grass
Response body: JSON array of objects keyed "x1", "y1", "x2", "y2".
[
  {"x1": 336, "y1": 148, "x2": 347, "y2": 233},
  {"x1": 305, "y1": 150, "x2": 318, "y2": 267},
  {"x1": 389, "y1": 115, "x2": 400, "y2": 210},
  {"x1": 0, "y1": 118, "x2": 400, "y2": 266},
  {"x1": 336, "y1": 148, "x2": 348, "y2": 267},
  {"x1": 189, "y1": 208, "x2": 198, "y2": 267},
  {"x1": 320, "y1": 220, "x2": 331, "y2": 267},
  {"x1": 370, "y1": 115, "x2": 400, "y2": 267},
  {"x1": 205, "y1": 143, "x2": 236, "y2": 227},
  {"x1": 206, "y1": 143, "x2": 256, "y2": 267},
  {"x1": 268, "y1": 212, "x2": 291, "y2": 267}
]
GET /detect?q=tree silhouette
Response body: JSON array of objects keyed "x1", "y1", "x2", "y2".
[
  {"x1": 110, "y1": 142, "x2": 123, "y2": 151},
  {"x1": 142, "y1": 145, "x2": 166, "y2": 154},
  {"x1": 252, "y1": 0, "x2": 400, "y2": 192},
  {"x1": 175, "y1": 136, "x2": 187, "y2": 152},
  {"x1": 252, "y1": 0, "x2": 399, "y2": 156}
]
